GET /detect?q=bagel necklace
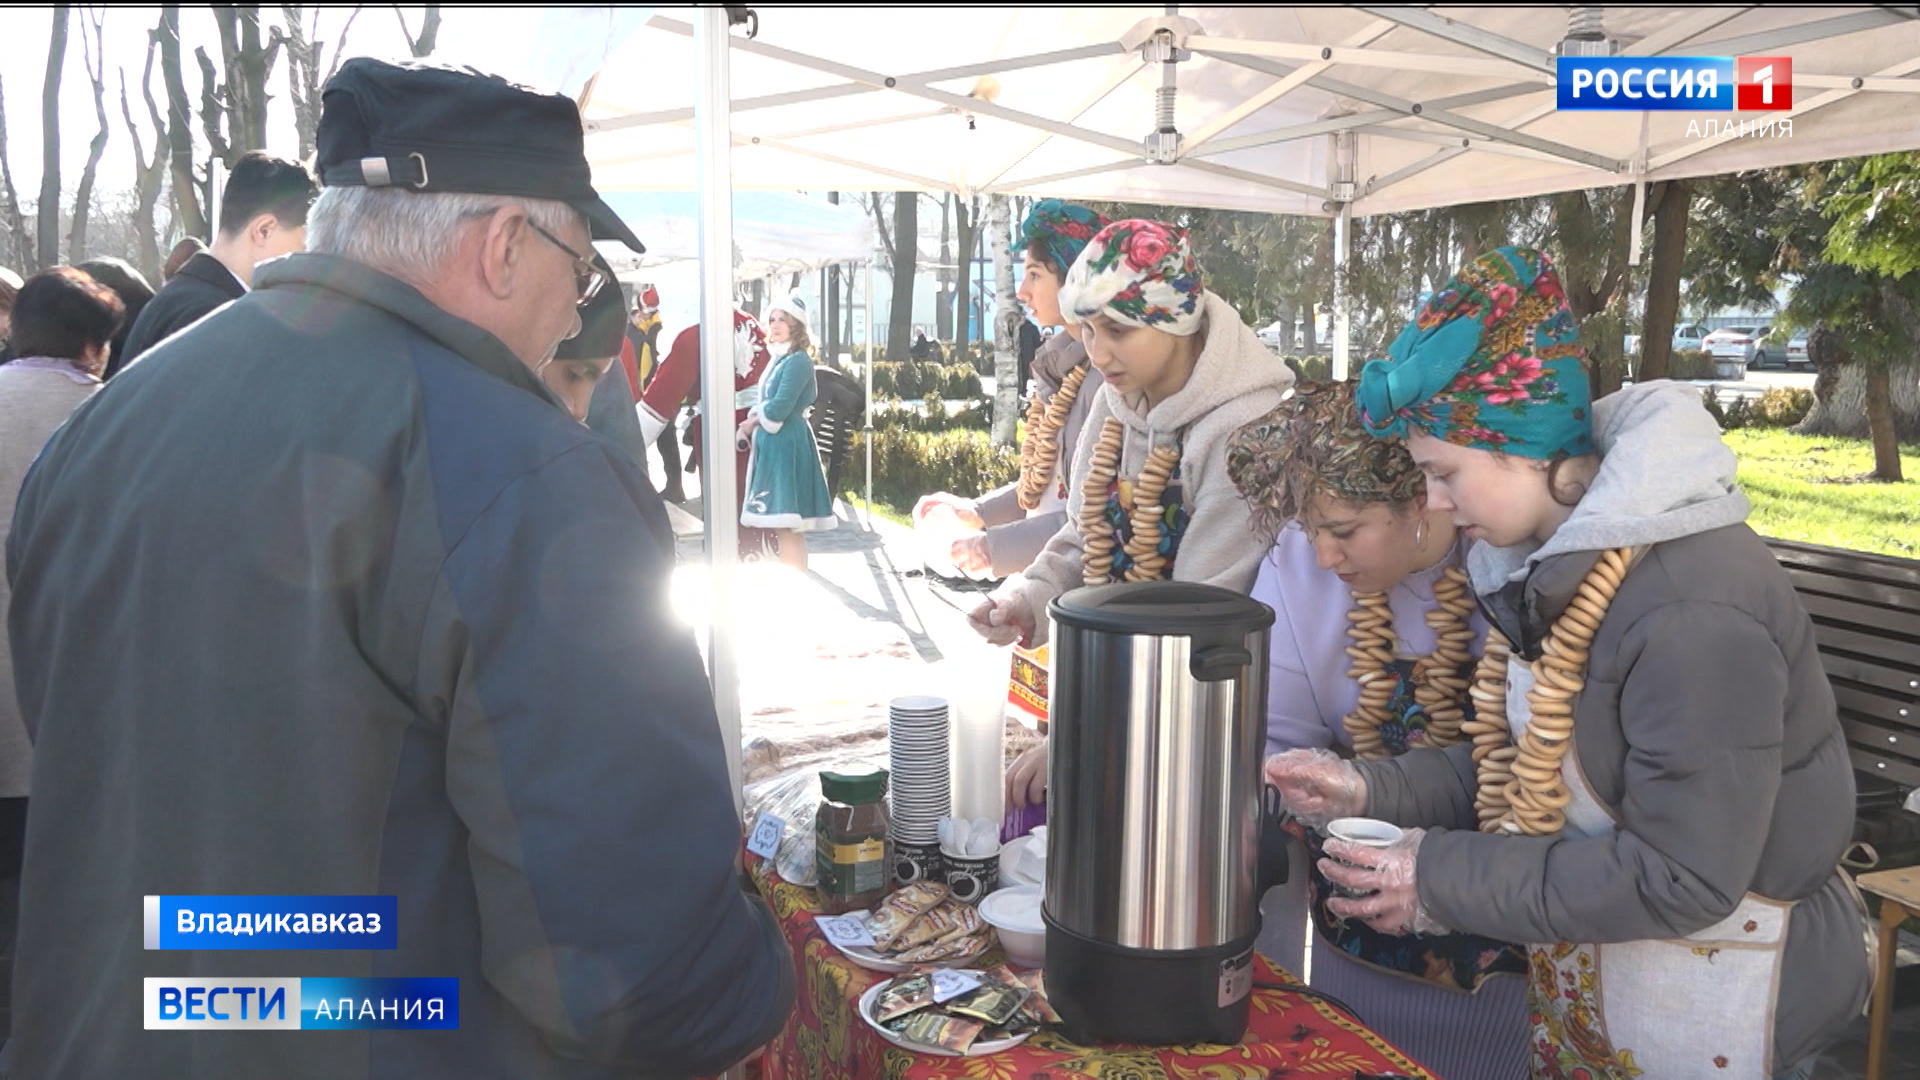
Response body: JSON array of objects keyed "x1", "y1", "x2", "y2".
[
  {"x1": 1079, "y1": 416, "x2": 1181, "y2": 586},
  {"x1": 1016, "y1": 364, "x2": 1089, "y2": 510},
  {"x1": 1342, "y1": 563, "x2": 1478, "y2": 759},
  {"x1": 1460, "y1": 547, "x2": 1636, "y2": 837}
]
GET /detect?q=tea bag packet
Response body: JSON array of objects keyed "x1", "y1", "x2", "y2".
[
  {"x1": 896, "y1": 1010, "x2": 986, "y2": 1053},
  {"x1": 983, "y1": 1012, "x2": 1040, "y2": 1041},
  {"x1": 870, "y1": 882, "x2": 951, "y2": 950},
  {"x1": 1011, "y1": 968, "x2": 1060, "y2": 1024},
  {"x1": 935, "y1": 900, "x2": 984, "y2": 943},
  {"x1": 892, "y1": 931, "x2": 987, "y2": 964},
  {"x1": 873, "y1": 974, "x2": 936, "y2": 1023},
  {"x1": 946, "y1": 980, "x2": 1030, "y2": 1027},
  {"x1": 895, "y1": 900, "x2": 971, "y2": 950}
]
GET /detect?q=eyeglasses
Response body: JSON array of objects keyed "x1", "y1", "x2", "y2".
[{"x1": 526, "y1": 219, "x2": 610, "y2": 308}]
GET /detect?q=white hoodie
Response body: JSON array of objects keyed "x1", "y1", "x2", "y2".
[{"x1": 1007, "y1": 291, "x2": 1295, "y2": 642}]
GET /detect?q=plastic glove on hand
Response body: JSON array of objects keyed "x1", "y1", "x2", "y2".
[
  {"x1": 1006, "y1": 741, "x2": 1049, "y2": 808},
  {"x1": 967, "y1": 591, "x2": 1034, "y2": 647},
  {"x1": 951, "y1": 533, "x2": 993, "y2": 575},
  {"x1": 1320, "y1": 828, "x2": 1447, "y2": 937},
  {"x1": 1263, "y1": 748, "x2": 1366, "y2": 830},
  {"x1": 913, "y1": 492, "x2": 983, "y2": 530}
]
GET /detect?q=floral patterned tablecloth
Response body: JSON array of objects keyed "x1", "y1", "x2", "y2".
[{"x1": 745, "y1": 851, "x2": 1438, "y2": 1080}]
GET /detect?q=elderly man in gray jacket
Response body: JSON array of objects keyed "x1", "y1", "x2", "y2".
[{"x1": 5, "y1": 60, "x2": 791, "y2": 1079}]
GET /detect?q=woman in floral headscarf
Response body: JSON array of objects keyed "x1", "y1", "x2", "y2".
[
  {"x1": 1227, "y1": 380, "x2": 1526, "y2": 1080},
  {"x1": 914, "y1": 199, "x2": 1109, "y2": 578},
  {"x1": 1266, "y1": 248, "x2": 1867, "y2": 1080},
  {"x1": 971, "y1": 219, "x2": 1294, "y2": 800}
]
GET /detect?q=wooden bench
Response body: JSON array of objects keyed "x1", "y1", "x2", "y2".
[{"x1": 1765, "y1": 538, "x2": 1920, "y2": 850}]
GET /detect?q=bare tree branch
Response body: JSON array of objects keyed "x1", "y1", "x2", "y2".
[
  {"x1": 211, "y1": 5, "x2": 278, "y2": 157},
  {"x1": 68, "y1": 5, "x2": 111, "y2": 261},
  {"x1": 120, "y1": 17, "x2": 170, "y2": 280},
  {"x1": 0, "y1": 74, "x2": 32, "y2": 270},
  {"x1": 159, "y1": 4, "x2": 208, "y2": 238},
  {"x1": 194, "y1": 46, "x2": 232, "y2": 165},
  {"x1": 326, "y1": 6, "x2": 363, "y2": 80},
  {"x1": 394, "y1": 3, "x2": 440, "y2": 58}
]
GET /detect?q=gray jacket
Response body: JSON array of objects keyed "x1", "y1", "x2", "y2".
[
  {"x1": 1358, "y1": 381, "x2": 1869, "y2": 1067},
  {"x1": 972, "y1": 333, "x2": 1101, "y2": 576}
]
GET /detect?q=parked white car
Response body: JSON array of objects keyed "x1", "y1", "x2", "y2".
[
  {"x1": 1703, "y1": 325, "x2": 1768, "y2": 367},
  {"x1": 1625, "y1": 325, "x2": 1708, "y2": 356},
  {"x1": 1754, "y1": 327, "x2": 1812, "y2": 369}
]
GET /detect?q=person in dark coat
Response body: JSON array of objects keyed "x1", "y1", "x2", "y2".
[
  {"x1": 74, "y1": 257, "x2": 155, "y2": 375},
  {"x1": 4, "y1": 59, "x2": 791, "y2": 1080},
  {"x1": 161, "y1": 237, "x2": 206, "y2": 282},
  {"x1": 0, "y1": 266, "x2": 19, "y2": 358},
  {"x1": 116, "y1": 151, "x2": 317, "y2": 373},
  {"x1": 545, "y1": 254, "x2": 654, "y2": 474}
]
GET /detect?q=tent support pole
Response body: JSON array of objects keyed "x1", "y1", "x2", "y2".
[
  {"x1": 694, "y1": 7, "x2": 744, "y2": 818},
  {"x1": 865, "y1": 256, "x2": 877, "y2": 531},
  {"x1": 1332, "y1": 200, "x2": 1352, "y2": 381}
]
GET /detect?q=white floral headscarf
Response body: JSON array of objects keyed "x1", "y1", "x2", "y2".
[{"x1": 1057, "y1": 218, "x2": 1205, "y2": 337}]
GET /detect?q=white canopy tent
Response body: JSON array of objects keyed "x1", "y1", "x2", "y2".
[
  {"x1": 557, "y1": 5, "x2": 1920, "y2": 802},
  {"x1": 592, "y1": 189, "x2": 878, "y2": 351}
]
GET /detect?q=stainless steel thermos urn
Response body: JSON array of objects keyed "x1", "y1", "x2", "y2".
[{"x1": 1043, "y1": 581, "x2": 1285, "y2": 1046}]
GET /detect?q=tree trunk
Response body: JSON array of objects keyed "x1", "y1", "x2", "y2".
[
  {"x1": 936, "y1": 193, "x2": 953, "y2": 341},
  {"x1": 1551, "y1": 188, "x2": 1635, "y2": 400},
  {"x1": 886, "y1": 192, "x2": 917, "y2": 362},
  {"x1": 0, "y1": 74, "x2": 33, "y2": 271},
  {"x1": 842, "y1": 263, "x2": 856, "y2": 357},
  {"x1": 1865, "y1": 363, "x2": 1905, "y2": 481},
  {"x1": 989, "y1": 195, "x2": 1019, "y2": 447},
  {"x1": 212, "y1": 6, "x2": 278, "y2": 157},
  {"x1": 823, "y1": 191, "x2": 841, "y2": 361},
  {"x1": 38, "y1": 4, "x2": 70, "y2": 271},
  {"x1": 1796, "y1": 357, "x2": 1920, "y2": 440},
  {"x1": 120, "y1": 29, "x2": 169, "y2": 283},
  {"x1": 953, "y1": 197, "x2": 975, "y2": 352},
  {"x1": 68, "y1": 7, "x2": 110, "y2": 263},
  {"x1": 1638, "y1": 178, "x2": 1689, "y2": 383},
  {"x1": 398, "y1": 4, "x2": 441, "y2": 58},
  {"x1": 159, "y1": 5, "x2": 208, "y2": 240}
]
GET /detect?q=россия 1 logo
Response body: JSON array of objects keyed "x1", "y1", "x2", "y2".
[{"x1": 1557, "y1": 56, "x2": 1792, "y2": 111}]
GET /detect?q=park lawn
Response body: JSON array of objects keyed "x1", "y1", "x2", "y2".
[{"x1": 1724, "y1": 428, "x2": 1920, "y2": 559}]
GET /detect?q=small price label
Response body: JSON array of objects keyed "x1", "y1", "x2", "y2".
[
  {"x1": 930, "y1": 970, "x2": 983, "y2": 1003},
  {"x1": 814, "y1": 913, "x2": 877, "y2": 949},
  {"x1": 746, "y1": 812, "x2": 785, "y2": 859}
]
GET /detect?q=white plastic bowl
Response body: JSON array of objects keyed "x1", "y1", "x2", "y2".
[{"x1": 979, "y1": 885, "x2": 1046, "y2": 969}]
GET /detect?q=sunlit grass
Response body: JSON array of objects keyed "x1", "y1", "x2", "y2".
[{"x1": 1724, "y1": 428, "x2": 1920, "y2": 558}]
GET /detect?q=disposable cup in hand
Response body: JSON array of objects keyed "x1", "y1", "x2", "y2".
[{"x1": 1323, "y1": 817, "x2": 1402, "y2": 899}]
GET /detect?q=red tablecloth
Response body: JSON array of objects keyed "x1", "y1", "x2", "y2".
[{"x1": 746, "y1": 852, "x2": 1438, "y2": 1079}]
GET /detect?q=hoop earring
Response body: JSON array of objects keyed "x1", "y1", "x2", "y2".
[{"x1": 1412, "y1": 515, "x2": 1430, "y2": 550}]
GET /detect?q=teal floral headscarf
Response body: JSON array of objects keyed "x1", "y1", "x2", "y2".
[
  {"x1": 1013, "y1": 200, "x2": 1109, "y2": 276},
  {"x1": 1356, "y1": 246, "x2": 1593, "y2": 459}
]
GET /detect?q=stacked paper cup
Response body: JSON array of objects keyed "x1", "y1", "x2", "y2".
[{"x1": 888, "y1": 695, "x2": 952, "y2": 886}]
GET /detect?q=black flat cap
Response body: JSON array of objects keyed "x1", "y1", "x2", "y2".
[{"x1": 317, "y1": 58, "x2": 643, "y2": 253}]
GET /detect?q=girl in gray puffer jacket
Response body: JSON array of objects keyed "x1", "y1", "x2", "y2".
[{"x1": 1269, "y1": 247, "x2": 1869, "y2": 1080}]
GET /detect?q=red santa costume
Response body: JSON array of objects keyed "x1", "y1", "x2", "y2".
[{"x1": 638, "y1": 308, "x2": 775, "y2": 555}]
